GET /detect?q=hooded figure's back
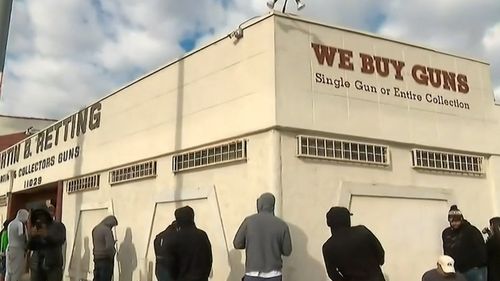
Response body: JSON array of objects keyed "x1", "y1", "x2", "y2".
[
  {"x1": 166, "y1": 206, "x2": 212, "y2": 281},
  {"x1": 322, "y1": 207, "x2": 385, "y2": 281},
  {"x1": 233, "y1": 193, "x2": 292, "y2": 273},
  {"x1": 92, "y1": 216, "x2": 118, "y2": 260}
]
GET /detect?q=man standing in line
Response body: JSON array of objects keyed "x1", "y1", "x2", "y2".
[
  {"x1": 164, "y1": 206, "x2": 212, "y2": 281},
  {"x1": 154, "y1": 221, "x2": 177, "y2": 281},
  {"x1": 442, "y1": 205, "x2": 487, "y2": 281},
  {"x1": 5, "y1": 209, "x2": 29, "y2": 281},
  {"x1": 422, "y1": 255, "x2": 467, "y2": 281},
  {"x1": 27, "y1": 208, "x2": 66, "y2": 281},
  {"x1": 322, "y1": 206, "x2": 385, "y2": 281},
  {"x1": 92, "y1": 216, "x2": 118, "y2": 281},
  {"x1": 233, "y1": 193, "x2": 292, "y2": 281}
]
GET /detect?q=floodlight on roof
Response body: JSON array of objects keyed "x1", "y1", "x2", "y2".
[{"x1": 267, "y1": 0, "x2": 305, "y2": 12}]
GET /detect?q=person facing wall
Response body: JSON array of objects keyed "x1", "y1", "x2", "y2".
[
  {"x1": 233, "y1": 193, "x2": 292, "y2": 281},
  {"x1": 442, "y1": 205, "x2": 487, "y2": 281},
  {"x1": 154, "y1": 221, "x2": 177, "y2": 281},
  {"x1": 92, "y1": 216, "x2": 118, "y2": 281},
  {"x1": 322, "y1": 206, "x2": 385, "y2": 281},
  {"x1": 163, "y1": 206, "x2": 212, "y2": 281}
]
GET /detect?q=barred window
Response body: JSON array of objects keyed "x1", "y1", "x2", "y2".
[
  {"x1": 109, "y1": 161, "x2": 157, "y2": 185},
  {"x1": 67, "y1": 174, "x2": 100, "y2": 194},
  {"x1": 0, "y1": 194, "x2": 7, "y2": 207},
  {"x1": 297, "y1": 135, "x2": 389, "y2": 165},
  {"x1": 172, "y1": 140, "x2": 247, "y2": 172},
  {"x1": 411, "y1": 149, "x2": 484, "y2": 175}
]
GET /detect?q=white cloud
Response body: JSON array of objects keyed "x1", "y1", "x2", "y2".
[{"x1": 1, "y1": 0, "x2": 500, "y2": 118}]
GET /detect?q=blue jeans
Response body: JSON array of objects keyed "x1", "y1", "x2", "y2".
[
  {"x1": 155, "y1": 263, "x2": 174, "y2": 281},
  {"x1": 93, "y1": 259, "x2": 114, "y2": 281},
  {"x1": 463, "y1": 267, "x2": 487, "y2": 281}
]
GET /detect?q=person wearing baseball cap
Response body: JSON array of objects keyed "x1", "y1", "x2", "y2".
[{"x1": 422, "y1": 255, "x2": 467, "y2": 281}]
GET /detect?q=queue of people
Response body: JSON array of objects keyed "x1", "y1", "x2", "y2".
[
  {"x1": 1, "y1": 207, "x2": 67, "y2": 281},
  {"x1": 2, "y1": 194, "x2": 499, "y2": 281}
]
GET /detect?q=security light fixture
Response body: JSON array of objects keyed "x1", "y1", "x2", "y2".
[{"x1": 228, "y1": 15, "x2": 262, "y2": 41}]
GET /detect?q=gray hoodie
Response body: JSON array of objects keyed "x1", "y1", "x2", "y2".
[
  {"x1": 7, "y1": 209, "x2": 29, "y2": 248},
  {"x1": 92, "y1": 216, "x2": 118, "y2": 260},
  {"x1": 233, "y1": 193, "x2": 292, "y2": 273}
]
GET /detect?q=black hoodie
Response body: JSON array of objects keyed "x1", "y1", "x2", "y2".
[
  {"x1": 28, "y1": 209, "x2": 66, "y2": 269},
  {"x1": 442, "y1": 220, "x2": 487, "y2": 273},
  {"x1": 165, "y1": 206, "x2": 212, "y2": 281},
  {"x1": 322, "y1": 207, "x2": 385, "y2": 281},
  {"x1": 487, "y1": 217, "x2": 500, "y2": 281}
]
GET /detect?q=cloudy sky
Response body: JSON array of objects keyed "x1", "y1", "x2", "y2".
[{"x1": 1, "y1": 0, "x2": 499, "y2": 119}]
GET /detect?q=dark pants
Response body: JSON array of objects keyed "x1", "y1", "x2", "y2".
[
  {"x1": 30, "y1": 267, "x2": 63, "y2": 281},
  {"x1": 243, "y1": 276, "x2": 282, "y2": 281},
  {"x1": 155, "y1": 263, "x2": 173, "y2": 281},
  {"x1": 93, "y1": 259, "x2": 114, "y2": 281},
  {"x1": 463, "y1": 267, "x2": 487, "y2": 281}
]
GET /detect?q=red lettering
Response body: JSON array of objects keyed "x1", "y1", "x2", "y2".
[{"x1": 360, "y1": 53, "x2": 374, "y2": 74}]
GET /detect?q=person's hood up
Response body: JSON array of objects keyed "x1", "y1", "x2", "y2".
[
  {"x1": 257, "y1": 193, "x2": 275, "y2": 214},
  {"x1": 15, "y1": 209, "x2": 29, "y2": 223},
  {"x1": 101, "y1": 216, "x2": 118, "y2": 228},
  {"x1": 175, "y1": 206, "x2": 195, "y2": 228},
  {"x1": 326, "y1": 207, "x2": 351, "y2": 229}
]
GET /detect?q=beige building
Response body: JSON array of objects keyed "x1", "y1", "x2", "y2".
[{"x1": 0, "y1": 12, "x2": 499, "y2": 281}]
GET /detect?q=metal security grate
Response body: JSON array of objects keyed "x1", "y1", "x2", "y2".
[
  {"x1": 0, "y1": 194, "x2": 7, "y2": 207},
  {"x1": 67, "y1": 174, "x2": 100, "y2": 194},
  {"x1": 109, "y1": 161, "x2": 157, "y2": 185},
  {"x1": 411, "y1": 149, "x2": 484, "y2": 175},
  {"x1": 297, "y1": 135, "x2": 389, "y2": 165},
  {"x1": 172, "y1": 140, "x2": 247, "y2": 172}
]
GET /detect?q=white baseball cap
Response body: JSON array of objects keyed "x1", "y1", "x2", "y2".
[{"x1": 438, "y1": 255, "x2": 455, "y2": 274}]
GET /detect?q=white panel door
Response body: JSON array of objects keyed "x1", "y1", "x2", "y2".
[
  {"x1": 350, "y1": 196, "x2": 449, "y2": 281},
  {"x1": 68, "y1": 208, "x2": 109, "y2": 281}
]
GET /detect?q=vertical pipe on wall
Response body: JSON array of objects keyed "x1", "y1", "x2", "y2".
[{"x1": 271, "y1": 129, "x2": 283, "y2": 217}]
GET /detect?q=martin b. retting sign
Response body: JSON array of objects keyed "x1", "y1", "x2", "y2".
[
  {"x1": 0, "y1": 102, "x2": 102, "y2": 189},
  {"x1": 311, "y1": 42, "x2": 474, "y2": 111}
]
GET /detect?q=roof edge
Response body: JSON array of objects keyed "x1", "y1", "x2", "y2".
[{"x1": 272, "y1": 12, "x2": 489, "y2": 65}]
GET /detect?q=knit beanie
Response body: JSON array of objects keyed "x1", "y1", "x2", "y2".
[{"x1": 448, "y1": 205, "x2": 463, "y2": 222}]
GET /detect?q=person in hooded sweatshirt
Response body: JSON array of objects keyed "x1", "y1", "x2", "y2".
[
  {"x1": 92, "y1": 216, "x2": 118, "y2": 281},
  {"x1": 154, "y1": 220, "x2": 177, "y2": 281},
  {"x1": 233, "y1": 193, "x2": 292, "y2": 281},
  {"x1": 322, "y1": 206, "x2": 385, "y2": 281},
  {"x1": 484, "y1": 217, "x2": 500, "y2": 281},
  {"x1": 164, "y1": 206, "x2": 212, "y2": 281},
  {"x1": 5, "y1": 209, "x2": 29, "y2": 281},
  {"x1": 27, "y1": 208, "x2": 66, "y2": 281},
  {"x1": 442, "y1": 205, "x2": 487, "y2": 281}
]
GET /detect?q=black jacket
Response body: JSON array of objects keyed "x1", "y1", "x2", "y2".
[
  {"x1": 442, "y1": 220, "x2": 487, "y2": 272},
  {"x1": 323, "y1": 207, "x2": 385, "y2": 281},
  {"x1": 486, "y1": 236, "x2": 500, "y2": 281},
  {"x1": 154, "y1": 221, "x2": 177, "y2": 268},
  {"x1": 27, "y1": 209, "x2": 66, "y2": 270},
  {"x1": 165, "y1": 206, "x2": 212, "y2": 281}
]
